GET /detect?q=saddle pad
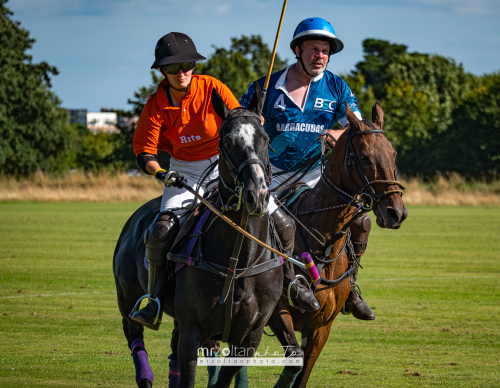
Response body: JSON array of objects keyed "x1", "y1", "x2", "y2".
[
  {"x1": 175, "y1": 206, "x2": 213, "y2": 273},
  {"x1": 284, "y1": 185, "x2": 311, "y2": 209}
]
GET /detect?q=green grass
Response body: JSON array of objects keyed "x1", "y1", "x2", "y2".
[{"x1": 0, "y1": 203, "x2": 499, "y2": 387}]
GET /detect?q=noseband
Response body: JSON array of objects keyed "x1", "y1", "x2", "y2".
[
  {"x1": 217, "y1": 109, "x2": 271, "y2": 212},
  {"x1": 322, "y1": 128, "x2": 404, "y2": 213}
]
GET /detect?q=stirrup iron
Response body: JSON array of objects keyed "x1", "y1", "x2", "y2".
[
  {"x1": 287, "y1": 274, "x2": 310, "y2": 307},
  {"x1": 129, "y1": 294, "x2": 162, "y2": 331},
  {"x1": 341, "y1": 282, "x2": 362, "y2": 315}
]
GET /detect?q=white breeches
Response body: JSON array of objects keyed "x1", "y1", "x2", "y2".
[
  {"x1": 160, "y1": 157, "x2": 321, "y2": 222},
  {"x1": 267, "y1": 164, "x2": 322, "y2": 214},
  {"x1": 160, "y1": 156, "x2": 220, "y2": 223}
]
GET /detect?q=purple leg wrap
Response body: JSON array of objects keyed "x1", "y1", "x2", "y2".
[
  {"x1": 130, "y1": 338, "x2": 154, "y2": 386},
  {"x1": 168, "y1": 354, "x2": 180, "y2": 388}
]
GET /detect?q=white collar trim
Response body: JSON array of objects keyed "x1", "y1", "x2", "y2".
[{"x1": 274, "y1": 64, "x2": 325, "y2": 112}]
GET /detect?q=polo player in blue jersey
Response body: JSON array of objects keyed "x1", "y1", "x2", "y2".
[{"x1": 241, "y1": 17, "x2": 375, "y2": 320}]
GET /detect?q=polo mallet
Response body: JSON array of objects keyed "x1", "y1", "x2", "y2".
[{"x1": 259, "y1": 0, "x2": 288, "y2": 115}]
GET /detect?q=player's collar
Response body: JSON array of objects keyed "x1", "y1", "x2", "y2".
[{"x1": 275, "y1": 64, "x2": 324, "y2": 90}]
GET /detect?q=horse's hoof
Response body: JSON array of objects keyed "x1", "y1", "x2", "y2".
[{"x1": 138, "y1": 378, "x2": 153, "y2": 388}]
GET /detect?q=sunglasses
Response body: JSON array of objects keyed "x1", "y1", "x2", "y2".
[{"x1": 161, "y1": 62, "x2": 196, "y2": 75}]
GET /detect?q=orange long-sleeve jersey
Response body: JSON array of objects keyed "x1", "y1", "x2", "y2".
[{"x1": 133, "y1": 75, "x2": 240, "y2": 161}]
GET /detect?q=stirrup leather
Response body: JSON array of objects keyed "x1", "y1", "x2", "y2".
[
  {"x1": 286, "y1": 274, "x2": 310, "y2": 307},
  {"x1": 129, "y1": 294, "x2": 162, "y2": 330},
  {"x1": 341, "y1": 282, "x2": 362, "y2": 315}
]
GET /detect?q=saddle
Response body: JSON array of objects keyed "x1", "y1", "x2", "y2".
[
  {"x1": 170, "y1": 189, "x2": 219, "y2": 252},
  {"x1": 275, "y1": 182, "x2": 312, "y2": 211}
]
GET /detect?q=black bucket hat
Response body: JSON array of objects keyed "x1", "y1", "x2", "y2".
[{"x1": 151, "y1": 32, "x2": 206, "y2": 69}]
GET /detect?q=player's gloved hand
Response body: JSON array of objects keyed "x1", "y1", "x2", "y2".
[
  {"x1": 161, "y1": 170, "x2": 187, "y2": 189},
  {"x1": 155, "y1": 168, "x2": 168, "y2": 182}
]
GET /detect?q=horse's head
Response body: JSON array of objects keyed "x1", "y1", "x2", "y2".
[
  {"x1": 337, "y1": 101, "x2": 408, "y2": 229},
  {"x1": 211, "y1": 84, "x2": 270, "y2": 216}
]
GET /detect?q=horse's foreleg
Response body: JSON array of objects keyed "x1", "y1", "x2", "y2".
[
  {"x1": 168, "y1": 320, "x2": 181, "y2": 388},
  {"x1": 293, "y1": 322, "x2": 332, "y2": 388},
  {"x1": 177, "y1": 322, "x2": 201, "y2": 388},
  {"x1": 268, "y1": 301, "x2": 304, "y2": 388}
]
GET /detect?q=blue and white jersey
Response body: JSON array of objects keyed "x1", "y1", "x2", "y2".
[{"x1": 240, "y1": 66, "x2": 362, "y2": 171}]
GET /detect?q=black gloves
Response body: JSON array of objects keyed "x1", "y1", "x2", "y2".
[{"x1": 155, "y1": 169, "x2": 186, "y2": 189}]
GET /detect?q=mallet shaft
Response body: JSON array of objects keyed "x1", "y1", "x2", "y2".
[{"x1": 179, "y1": 181, "x2": 306, "y2": 270}]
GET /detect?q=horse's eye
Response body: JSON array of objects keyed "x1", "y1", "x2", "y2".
[
  {"x1": 360, "y1": 154, "x2": 370, "y2": 163},
  {"x1": 224, "y1": 140, "x2": 232, "y2": 148}
]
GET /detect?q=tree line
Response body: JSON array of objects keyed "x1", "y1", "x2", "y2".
[{"x1": 1, "y1": 0, "x2": 498, "y2": 178}]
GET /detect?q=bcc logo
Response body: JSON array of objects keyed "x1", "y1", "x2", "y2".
[{"x1": 313, "y1": 98, "x2": 336, "y2": 112}]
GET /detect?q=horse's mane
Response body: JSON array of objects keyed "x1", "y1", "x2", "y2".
[{"x1": 361, "y1": 119, "x2": 378, "y2": 130}]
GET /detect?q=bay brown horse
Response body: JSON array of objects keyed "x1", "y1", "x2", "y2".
[
  {"x1": 268, "y1": 101, "x2": 408, "y2": 387},
  {"x1": 113, "y1": 88, "x2": 284, "y2": 388}
]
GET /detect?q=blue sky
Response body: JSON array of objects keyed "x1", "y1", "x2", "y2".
[{"x1": 7, "y1": 0, "x2": 500, "y2": 111}]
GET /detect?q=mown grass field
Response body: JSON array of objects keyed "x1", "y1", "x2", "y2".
[{"x1": 0, "y1": 203, "x2": 499, "y2": 387}]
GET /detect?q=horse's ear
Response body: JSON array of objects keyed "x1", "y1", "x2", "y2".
[
  {"x1": 345, "y1": 102, "x2": 363, "y2": 133},
  {"x1": 247, "y1": 82, "x2": 263, "y2": 115},
  {"x1": 372, "y1": 101, "x2": 384, "y2": 130},
  {"x1": 211, "y1": 88, "x2": 230, "y2": 120}
]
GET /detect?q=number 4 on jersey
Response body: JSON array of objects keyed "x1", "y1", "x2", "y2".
[{"x1": 274, "y1": 95, "x2": 286, "y2": 111}]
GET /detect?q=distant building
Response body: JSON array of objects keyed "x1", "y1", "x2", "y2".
[
  {"x1": 87, "y1": 111, "x2": 118, "y2": 133},
  {"x1": 67, "y1": 109, "x2": 88, "y2": 126},
  {"x1": 66, "y1": 108, "x2": 138, "y2": 133},
  {"x1": 117, "y1": 115, "x2": 139, "y2": 128}
]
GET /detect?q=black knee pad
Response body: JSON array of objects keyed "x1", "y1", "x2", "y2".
[
  {"x1": 350, "y1": 213, "x2": 371, "y2": 256},
  {"x1": 144, "y1": 211, "x2": 179, "y2": 266}
]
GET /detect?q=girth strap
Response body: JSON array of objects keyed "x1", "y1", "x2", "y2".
[{"x1": 220, "y1": 207, "x2": 249, "y2": 343}]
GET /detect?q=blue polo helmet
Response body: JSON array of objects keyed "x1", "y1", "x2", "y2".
[{"x1": 290, "y1": 17, "x2": 344, "y2": 55}]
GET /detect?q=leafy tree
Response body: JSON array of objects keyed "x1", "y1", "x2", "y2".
[
  {"x1": 0, "y1": 0, "x2": 71, "y2": 176},
  {"x1": 424, "y1": 72, "x2": 500, "y2": 177},
  {"x1": 340, "y1": 73, "x2": 376, "y2": 121},
  {"x1": 352, "y1": 39, "x2": 491, "y2": 176},
  {"x1": 354, "y1": 39, "x2": 408, "y2": 99},
  {"x1": 76, "y1": 131, "x2": 121, "y2": 172},
  {"x1": 197, "y1": 35, "x2": 288, "y2": 98}
]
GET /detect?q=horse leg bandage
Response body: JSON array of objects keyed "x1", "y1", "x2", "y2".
[
  {"x1": 273, "y1": 367, "x2": 301, "y2": 388},
  {"x1": 207, "y1": 350, "x2": 220, "y2": 388},
  {"x1": 130, "y1": 338, "x2": 154, "y2": 385},
  {"x1": 168, "y1": 354, "x2": 180, "y2": 388},
  {"x1": 234, "y1": 365, "x2": 249, "y2": 388}
]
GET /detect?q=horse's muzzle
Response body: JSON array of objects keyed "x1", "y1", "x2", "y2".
[
  {"x1": 375, "y1": 202, "x2": 408, "y2": 229},
  {"x1": 245, "y1": 187, "x2": 269, "y2": 216}
]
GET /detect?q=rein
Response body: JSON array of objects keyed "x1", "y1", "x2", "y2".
[
  {"x1": 297, "y1": 127, "x2": 403, "y2": 348},
  {"x1": 286, "y1": 127, "x2": 405, "y2": 290},
  {"x1": 341, "y1": 128, "x2": 404, "y2": 213},
  {"x1": 168, "y1": 109, "x2": 284, "y2": 343}
]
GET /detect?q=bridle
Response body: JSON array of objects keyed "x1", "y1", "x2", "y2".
[
  {"x1": 217, "y1": 108, "x2": 272, "y2": 212},
  {"x1": 321, "y1": 127, "x2": 404, "y2": 215},
  {"x1": 213, "y1": 108, "x2": 275, "y2": 343},
  {"x1": 290, "y1": 125, "x2": 405, "y2": 288}
]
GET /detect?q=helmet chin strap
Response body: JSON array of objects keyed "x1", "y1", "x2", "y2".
[
  {"x1": 168, "y1": 82, "x2": 191, "y2": 92},
  {"x1": 296, "y1": 46, "x2": 330, "y2": 79}
]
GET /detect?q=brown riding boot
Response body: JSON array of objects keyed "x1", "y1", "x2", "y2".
[
  {"x1": 272, "y1": 208, "x2": 320, "y2": 312},
  {"x1": 343, "y1": 213, "x2": 375, "y2": 320},
  {"x1": 131, "y1": 211, "x2": 179, "y2": 330}
]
